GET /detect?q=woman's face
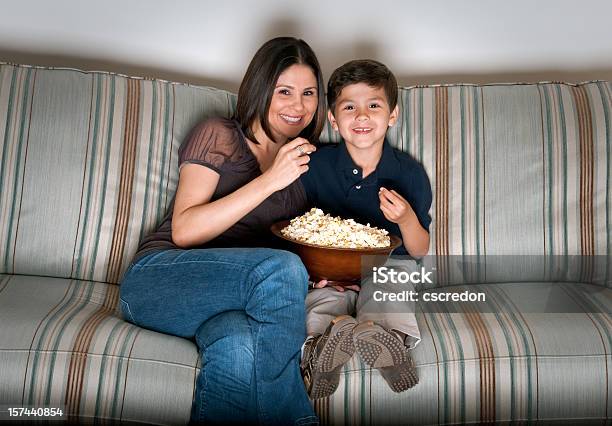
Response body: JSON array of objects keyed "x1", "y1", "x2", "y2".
[{"x1": 267, "y1": 64, "x2": 319, "y2": 143}]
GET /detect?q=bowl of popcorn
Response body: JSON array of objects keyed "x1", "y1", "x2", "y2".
[{"x1": 271, "y1": 208, "x2": 402, "y2": 286}]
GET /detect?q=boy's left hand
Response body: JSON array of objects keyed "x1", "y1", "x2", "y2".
[
  {"x1": 313, "y1": 279, "x2": 361, "y2": 293},
  {"x1": 379, "y1": 187, "x2": 415, "y2": 225}
]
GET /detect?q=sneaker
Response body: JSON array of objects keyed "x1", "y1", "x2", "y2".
[
  {"x1": 301, "y1": 315, "x2": 357, "y2": 399},
  {"x1": 353, "y1": 321, "x2": 419, "y2": 392}
]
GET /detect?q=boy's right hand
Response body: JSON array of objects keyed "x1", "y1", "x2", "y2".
[
  {"x1": 313, "y1": 279, "x2": 361, "y2": 293},
  {"x1": 264, "y1": 138, "x2": 316, "y2": 192}
]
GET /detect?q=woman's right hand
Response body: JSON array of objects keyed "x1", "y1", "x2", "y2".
[{"x1": 263, "y1": 138, "x2": 316, "y2": 192}]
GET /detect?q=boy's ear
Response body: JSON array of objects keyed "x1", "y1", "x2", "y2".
[
  {"x1": 327, "y1": 110, "x2": 339, "y2": 131},
  {"x1": 388, "y1": 105, "x2": 399, "y2": 127}
]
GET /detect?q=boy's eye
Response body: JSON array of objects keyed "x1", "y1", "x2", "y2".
[
  {"x1": 343, "y1": 105, "x2": 354, "y2": 110},
  {"x1": 369, "y1": 103, "x2": 380, "y2": 108}
]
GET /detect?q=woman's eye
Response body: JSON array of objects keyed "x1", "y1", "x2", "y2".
[
  {"x1": 279, "y1": 89, "x2": 290, "y2": 95},
  {"x1": 304, "y1": 90, "x2": 315, "y2": 96}
]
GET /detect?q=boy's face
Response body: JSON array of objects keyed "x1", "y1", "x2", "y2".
[{"x1": 328, "y1": 83, "x2": 398, "y2": 152}]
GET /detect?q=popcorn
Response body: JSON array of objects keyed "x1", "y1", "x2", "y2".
[{"x1": 281, "y1": 208, "x2": 390, "y2": 249}]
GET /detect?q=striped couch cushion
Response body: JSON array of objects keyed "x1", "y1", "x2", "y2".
[
  {"x1": 321, "y1": 83, "x2": 611, "y2": 257},
  {"x1": 0, "y1": 63, "x2": 236, "y2": 284},
  {"x1": 0, "y1": 273, "x2": 198, "y2": 424},
  {"x1": 2, "y1": 274, "x2": 608, "y2": 424},
  {"x1": 317, "y1": 281, "x2": 610, "y2": 425}
]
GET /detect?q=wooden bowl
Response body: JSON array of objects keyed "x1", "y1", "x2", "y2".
[{"x1": 271, "y1": 220, "x2": 403, "y2": 286}]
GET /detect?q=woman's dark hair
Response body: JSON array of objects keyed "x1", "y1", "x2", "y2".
[
  {"x1": 234, "y1": 37, "x2": 326, "y2": 144},
  {"x1": 327, "y1": 59, "x2": 398, "y2": 114}
]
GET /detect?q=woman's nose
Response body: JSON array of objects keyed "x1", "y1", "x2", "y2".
[{"x1": 292, "y1": 95, "x2": 306, "y2": 112}]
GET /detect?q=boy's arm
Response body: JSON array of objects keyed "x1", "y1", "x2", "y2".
[{"x1": 379, "y1": 188, "x2": 430, "y2": 258}]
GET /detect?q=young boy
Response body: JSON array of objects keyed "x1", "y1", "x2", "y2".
[{"x1": 299, "y1": 60, "x2": 432, "y2": 399}]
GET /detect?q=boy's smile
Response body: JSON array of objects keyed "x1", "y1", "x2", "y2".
[{"x1": 328, "y1": 83, "x2": 398, "y2": 154}]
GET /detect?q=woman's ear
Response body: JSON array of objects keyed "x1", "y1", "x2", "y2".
[
  {"x1": 327, "y1": 110, "x2": 339, "y2": 131},
  {"x1": 388, "y1": 105, "x2": 400, "y2": 127}
]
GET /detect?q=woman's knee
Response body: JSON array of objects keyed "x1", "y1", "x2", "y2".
[{"x1": 252, "y1": 249, "x2": 309, "y2": 294}]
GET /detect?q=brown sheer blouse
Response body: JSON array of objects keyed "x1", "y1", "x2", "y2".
[{"x1": 133, "y1": 117, "x2": 308, "y2": 262}]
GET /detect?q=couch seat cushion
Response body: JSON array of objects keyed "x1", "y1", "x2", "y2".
[
  {"x1": 2, "y1": 275, "x2": 609, "y2": 425},
  {"x1": 0, "y1": 274, "x2": 198, "y2": 425},
  {"x1": 318, "y1": 282, "x2": 611, "y2": 425}
]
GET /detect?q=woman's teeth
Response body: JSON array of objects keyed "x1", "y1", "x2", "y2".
[{"x1": 280, "y1": 114, "x2": 301, "y2": 123}]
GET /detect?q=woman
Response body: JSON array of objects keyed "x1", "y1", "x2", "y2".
[{"x1": 119, "y1": 37, "x2": 326, "y2": 425}]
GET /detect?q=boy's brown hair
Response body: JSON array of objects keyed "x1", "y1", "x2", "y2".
[{"x1": 327, "y1": 59, "x2": 398, "y2": 113}]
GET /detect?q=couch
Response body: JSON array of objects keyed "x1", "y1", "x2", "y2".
[{"x1": 0, "y1": 62, "x2": 610, "y2": 425}]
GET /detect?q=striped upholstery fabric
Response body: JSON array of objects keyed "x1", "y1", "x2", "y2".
[
  {"x1": 318, "y1": 282, "x2": 611, "y2": 425},
  {"x1": 0, "y1": 63, "x2": 610, "y2": 424},
  {"x1": 0, "y1": 273, "x2": 198, "y2": 424},
  {"x1": 0, "y1": 63, "x2": 235, "y2": 283}
]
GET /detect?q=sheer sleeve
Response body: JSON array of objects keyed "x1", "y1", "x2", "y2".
[{"x1": 178, "y1": 118, "x2": 242, "y2": 173}]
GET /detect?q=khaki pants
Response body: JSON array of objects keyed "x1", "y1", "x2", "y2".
[{"x1": 305, "y1": 258, "x2": 421, "y2": 349}]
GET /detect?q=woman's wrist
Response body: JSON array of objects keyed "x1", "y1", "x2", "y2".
[{"x1": 254, "y1": 173, "x2": 279, "y2": 197}]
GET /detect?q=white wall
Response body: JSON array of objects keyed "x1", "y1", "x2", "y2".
[{"x1": 1, "y1": 0, "x2": 611, "y2": 91}]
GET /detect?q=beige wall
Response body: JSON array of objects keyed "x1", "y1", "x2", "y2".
[{"x1": 1, "y1": 0, "x2": 611, "y2": 91}]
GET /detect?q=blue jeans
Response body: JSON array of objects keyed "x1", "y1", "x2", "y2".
[{"x1": 119, "y1": 248, "x2": 318, "y2": 426}]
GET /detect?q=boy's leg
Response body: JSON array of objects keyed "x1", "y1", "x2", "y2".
[
  {"x1": 301, "y1": 288, "x2": 358, "y2": 399},
  {"x1": 352, "y1": 320, "x2": 419, "y2": 392},
  {"x1": 352, "y1": 260, "x2": 421, "y2": 392},
  {"x1": 354, "y1": 259, "x2": 421, "y2": 348},
  {"x1": 305, "y1": 287, "x2": 357, "y2": 336}
]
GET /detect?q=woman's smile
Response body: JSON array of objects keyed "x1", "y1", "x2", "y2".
[{"x1": 279, "y1": 113, "x2": 304, "y2": 125}]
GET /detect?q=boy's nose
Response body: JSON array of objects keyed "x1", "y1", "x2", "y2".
[{"x1": 356, "y1": 110, "x2": 369, "y2": 121}]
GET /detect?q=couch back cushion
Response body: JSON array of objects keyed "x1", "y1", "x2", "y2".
[
  {"x1": 0, "y1": 64, "x2": 235, "y2": 283},
  {"x1": 0, "y1": 63, "x2": 610, "y2": 284},
  {"x1": 376, "y1": 83, "x2": 610, "y2": 258}
]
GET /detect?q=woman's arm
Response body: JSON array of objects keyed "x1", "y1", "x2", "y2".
[{"x1": 172, "y1": 138, "x2": 316, "y2": 248}]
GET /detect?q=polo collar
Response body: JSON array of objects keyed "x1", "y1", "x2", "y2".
[{"x1": 336, "y1": 138, "x2": 402, "y2": 181}]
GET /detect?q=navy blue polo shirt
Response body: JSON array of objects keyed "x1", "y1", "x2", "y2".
[{"x1": 299, "y1": 139, "x2": 432, "y2": 256}]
